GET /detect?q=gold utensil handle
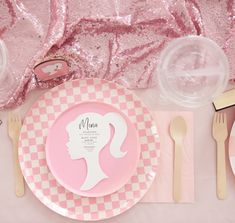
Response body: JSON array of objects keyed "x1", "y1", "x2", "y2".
[
  {"x1": 216, "y1": 141, "x2": 227, "y2": 199},
  {"x1": 13, "y1": 141, "x2": 25, "y2": 197},
  {"x1": 173, "y1": 143, "x2": 181, "y2": 202}
]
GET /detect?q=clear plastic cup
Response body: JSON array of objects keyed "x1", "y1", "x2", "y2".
[
  {"x1": 0, "y1": 39, "x2": 8, "y2": 82},
  {"x1": 157, "y1": 36, "x2": 229, "y2": 107}
]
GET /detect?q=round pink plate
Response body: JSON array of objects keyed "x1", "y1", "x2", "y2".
[
  {"x1": 45, "y1": 101, "x2": 140, "y2": 197},
  {"x1": 19, "y1": 78, "x2": 160, "y2": 221}
]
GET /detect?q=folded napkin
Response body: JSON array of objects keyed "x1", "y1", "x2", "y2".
[{"x1": 141, "y1": 111, "x2": 194, "y2": 203}]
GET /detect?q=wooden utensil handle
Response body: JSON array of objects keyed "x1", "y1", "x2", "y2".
[
  {"x1": 173, "y1": 143, "x2": 181, "y2": 202},
  {"x1": 13, "y1": 141, "x2": 25, "y2": 197},
  {"x1": 216, "y1": 141, "x2": 227, "y2": 199}
]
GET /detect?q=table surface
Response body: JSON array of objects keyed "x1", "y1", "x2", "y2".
[{"x1": 1, "y1": 86, "x2": 235, "y2": 223}]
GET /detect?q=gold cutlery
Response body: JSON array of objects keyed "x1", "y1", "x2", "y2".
[
  {"x1": 8, "y1": 112, "x2": 25, "y2": 197},
  {"x1": 212, "y1": 112, "x2": 228, "y2": 199},
  {"x1": 169, "y1": 116, "x2": 187, "y2": 202}
]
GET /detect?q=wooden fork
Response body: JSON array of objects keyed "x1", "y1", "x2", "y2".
[
  {"x1": 212, "y1": 112, "x2": 228, "y2": 200},
  {"x1": 8, "y1": 113, "x2": 25, "y2": 197}
]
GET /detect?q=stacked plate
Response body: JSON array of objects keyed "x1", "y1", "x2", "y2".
[{"x1": 18, "y1": 78, "x2": 160, "y2": 221}]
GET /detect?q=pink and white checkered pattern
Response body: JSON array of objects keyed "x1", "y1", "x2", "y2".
[{"x1": 19, "y1": 79, "x2": 160, "y2": 221}]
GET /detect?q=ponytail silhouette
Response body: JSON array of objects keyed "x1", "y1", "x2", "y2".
[{"x1": 66, "y1": 112, "x2": 127, "y2": 191}]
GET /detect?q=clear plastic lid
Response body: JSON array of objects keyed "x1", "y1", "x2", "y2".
[
  {"x1": 157, "y1": 36, "x2": 229, "y2": 107},
  {"x1": 0, "y1": 39, "x2": 8, "y2": 81}
]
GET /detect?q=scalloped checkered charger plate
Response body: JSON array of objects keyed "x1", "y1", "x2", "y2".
[{"x1": 19, "y1": 78, "x2": 160, "y2": 221}]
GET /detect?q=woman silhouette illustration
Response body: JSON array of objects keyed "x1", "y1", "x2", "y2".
[{"x1": 66, "y1": 112, "x2": 128, "y2": 191}]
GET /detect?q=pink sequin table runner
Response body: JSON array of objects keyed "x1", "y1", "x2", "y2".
[{"x1": 0, "y1": 0, "x2": 234, "y2": 109}]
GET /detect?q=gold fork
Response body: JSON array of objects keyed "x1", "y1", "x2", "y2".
[
  {"x1": 8, "y1": 112, "x2": 25, "y2": 197},
  {"x1": 212, "y1": 112, "x2": 228, "y2": 200}
]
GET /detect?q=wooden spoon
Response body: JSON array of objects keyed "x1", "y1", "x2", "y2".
[{"x1": 169, "y1": 116, "x2": 187, "y2": 202}]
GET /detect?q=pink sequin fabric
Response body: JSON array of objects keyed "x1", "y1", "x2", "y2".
[{"x1": 0, "y1": 0, "x2": 234, "y2": 109}]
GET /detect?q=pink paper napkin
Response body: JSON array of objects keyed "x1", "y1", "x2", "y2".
[{"x1": 141, "y1": 111, "x2": 194, "y2": 203}]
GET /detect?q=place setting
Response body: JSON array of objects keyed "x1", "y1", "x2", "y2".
[{"x1": 1, "y1": 1, "x2": 235, "y2": 222}]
